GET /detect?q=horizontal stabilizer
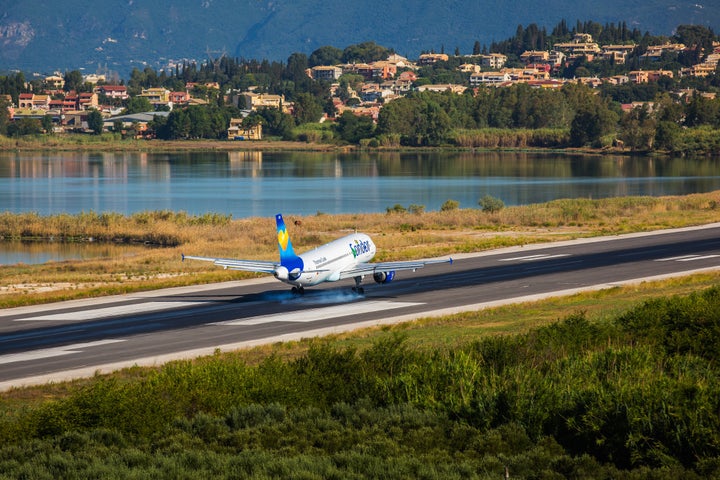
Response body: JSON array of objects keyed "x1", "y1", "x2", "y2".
[{"x1": 182, "y1": 254, "x2": 277, "y2": 273}]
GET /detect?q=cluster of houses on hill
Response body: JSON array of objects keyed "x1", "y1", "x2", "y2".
[{"x1": 5, "y1": 33, "x2": 720, "y2": 138}]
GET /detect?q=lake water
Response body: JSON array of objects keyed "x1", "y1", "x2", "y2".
[
  {"x1": 0, "y1": 241, "x2": 147, "y2": 266},
  {"x1": 2, "y1": 150, "x2": 720, "y2": 217},
  {"x1": 1, "y1": 150, "x2": 720, "y2": 265}
]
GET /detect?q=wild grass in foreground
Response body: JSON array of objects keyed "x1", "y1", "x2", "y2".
[
  {"x1": 0, "y1": 278, "x2": 719, "y2": 478},
  {"x1": 0, "y1": 190, "x2": 718, "y2": 308}
]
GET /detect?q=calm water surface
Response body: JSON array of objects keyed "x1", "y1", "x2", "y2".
[
  {"x1": 2, "y1": 151, "x2": 720, "y2": 217},
  {"x1": 0, "y1": 241, "x2": 147, "y2": 266}
]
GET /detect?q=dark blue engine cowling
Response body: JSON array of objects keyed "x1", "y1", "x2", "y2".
[{"x1": 373, "y1": 271, "x2": 395, "y2": 284}]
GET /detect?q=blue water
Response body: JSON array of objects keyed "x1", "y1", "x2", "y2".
[{"x1": 1, "y1": 150, "x2": 719, "y2": 217}]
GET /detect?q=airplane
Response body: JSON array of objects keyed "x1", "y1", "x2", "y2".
[{"x1": 182, "y1": 213, "x2": 452, "y2": 294}]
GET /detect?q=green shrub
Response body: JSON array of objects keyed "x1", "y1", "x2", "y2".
[
  {"x1": 441, "y1": 199, "x2": 459, "y2": 211},
  {"x1": 386, "y1": 204, "x2": 407, "y2": 214},
  {"x1": 479, "y1": 195, "x2": 505, "y2": 213}
]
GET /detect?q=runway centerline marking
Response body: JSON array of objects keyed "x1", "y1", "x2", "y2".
[
  {"x1": 0, "y1": 339, "x2": 126, "y2": 365},
  {"x1": 14, "y1": 301, "x2": 205, "y2": 322},
  {"x1": 213, "y1": 301, "x2": 422, "y2": 326},
  {"x1": 656, "y1": 254, "x2": 720, "y2": 262}
]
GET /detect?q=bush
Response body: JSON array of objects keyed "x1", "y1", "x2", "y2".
[
  {"x1": 386, "y1": 204, "x2": 407, "y2": 214},
  {"x1": 479, "y1": 195, "x2": 505, "y2": 213},
  {"x1": 441, "y1": 199, "x2": 459, "y2": 211}
]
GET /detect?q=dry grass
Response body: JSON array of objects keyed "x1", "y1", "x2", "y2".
[{"x1": 0, "y1": 190, "x2": 719, "y2": 307}]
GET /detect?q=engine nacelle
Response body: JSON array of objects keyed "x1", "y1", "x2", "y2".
[
  {"x1": 373, "y1": 271, "x2": 395, "y2": 284},
  {"x1": 274, "y1": 266, "x2": 289, "y2": 281},
  {"x1": 274, "y1": 266, "x2": 302, "y2": 281}
]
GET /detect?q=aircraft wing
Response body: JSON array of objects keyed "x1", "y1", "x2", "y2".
[
  {"x1": 181, "y1": 254, "x2": 278, "y2": 274},
  {"x1": 337, "y1": 257, "x2": 452, "y2": 279}
]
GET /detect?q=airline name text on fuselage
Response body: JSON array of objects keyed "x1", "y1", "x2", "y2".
[{"x1": 350, "y1": 239, "x2": 372, "y2": 258}]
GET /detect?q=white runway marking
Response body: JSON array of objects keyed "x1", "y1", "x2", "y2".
[
  {"x1": 656, "y1": 254, "x2": 720, "y2": 262},
  {"x1": 14, "y1": 301, "x2": 203, "y2": 322},
  {"x1": 498, "y1": 253, "x2": 571, "y2": 262},
  {"x1": 0, "y1": 339, "x2": 126, "y2": 365},
  {"x1": 213, "y1": 301, "x2": 422, "y2": 326}
]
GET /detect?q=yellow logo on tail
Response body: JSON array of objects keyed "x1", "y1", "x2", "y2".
[{"x1": 278, "y1": 228, "x2": 289, "y2": 251}]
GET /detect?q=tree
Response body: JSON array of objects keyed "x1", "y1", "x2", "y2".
[
  {"x1": 684, "y1": 95, "x2": 720, "y2": 127},
  {"x1": 63, "y1": 70, "x2": 84, "y2": 92},
  {"x1": 376, "y1": 96, "x2": 420, "y2": 138},
  {"x1": 7, "y1": 118, "x2": 42, "y2": 136},
  {"x1": 336, "y1": 111, "x2": 374, "y2": 143},
  {"x1": 309, "y1": 46, "x2": 343, "y2": 67},
  {"x1": 41, "y1": 115, "x2": 54, "y2": 134},
  {"x1": 0, "y1": 95, "x2": 10, "y2": 135},
  {"x1": 342, "y1": 42, "x2": 391, "y2": 63},
  {"x1": 286, "y1": 52, "x2": 309, "y2": 86},
  {"x1": 125, "y1": 96, "x2": 153, "y2": 114},
  {"x1": 293, "y1": 92, "x2": 324, "y2": 124},
  {"x1": 619, "y1": 105, "x2": 656, "y2": 150},
  {"x1": 655, "y1": 120, "x2": 681, "y2": 151},
  {"x1": 417, "y1": 99, "x2": 451, "y2": 145},
  {"x1": 255, "y1": 107, "x2": 295, "y2": 139},
  {"x1": 570, "y1": 108, "x2": 603, "y2": 147},
  {"x1": 163, "y1": 109, "x2": 191, "y2": 139},
  {"x1": 87, "y1": 110, "x2": 104, "y2": 135}
]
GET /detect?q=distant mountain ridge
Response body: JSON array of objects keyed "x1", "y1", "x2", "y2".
[{"x1": 0, "y1": 0, "x2": 717, "y2": 77}]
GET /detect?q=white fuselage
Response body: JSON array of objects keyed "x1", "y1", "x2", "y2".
[{"x1": 286, "y1": 233, "x2": 376, "y2": 287}]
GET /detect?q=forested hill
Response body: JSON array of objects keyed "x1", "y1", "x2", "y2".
[{"x1": 1, "y1": 0, "x2": 717, "y2": 75}]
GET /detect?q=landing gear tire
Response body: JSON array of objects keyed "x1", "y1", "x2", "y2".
[
  {"x1": 352, "y1": 276, "x2": 365, "y2": 295},
  {"x1": 291, "y1": 286, "x2": 305, "y2": 295}
]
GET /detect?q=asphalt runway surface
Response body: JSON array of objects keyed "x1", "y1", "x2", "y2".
[{"x1": 2, "y1": 223, "x2": 720, "y2": 390}]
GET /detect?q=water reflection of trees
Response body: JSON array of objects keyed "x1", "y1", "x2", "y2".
[
  {"x1": 2, "y1": 151, "x2": 719, "y2": 180},
  {"x1": 0, "y1": 241, "x2": 148, "y2": 266}
]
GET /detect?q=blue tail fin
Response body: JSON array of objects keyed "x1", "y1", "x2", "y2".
[{"x1": 275, "y1": 214, "x2": 302, "y2": 270}]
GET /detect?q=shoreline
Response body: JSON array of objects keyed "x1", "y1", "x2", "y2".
[{"x1": 0, "y1": 136, "x2": 634, "y2": 155}]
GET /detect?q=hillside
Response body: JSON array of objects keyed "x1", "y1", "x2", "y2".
[{"x1": 0, "y1": 0, "x2": 717, "y2": 77}]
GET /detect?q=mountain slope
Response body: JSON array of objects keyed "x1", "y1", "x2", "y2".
[{"x1": 0, "y1": 0, "x2": 716, "y2": 76}]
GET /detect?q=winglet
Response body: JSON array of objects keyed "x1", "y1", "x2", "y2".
[
  {"x1": 449, "y1": 257, "x2": 453, "y2": 265},
  {"x1": 181, "y1": 253, "x2": 185, "y2": 262}
]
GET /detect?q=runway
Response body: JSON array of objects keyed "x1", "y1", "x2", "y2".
[{"x1": 2, "y1": 223, "x2": 720, "y2": 390}]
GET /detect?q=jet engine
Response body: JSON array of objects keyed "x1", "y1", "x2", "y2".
[
  {"x1": 275, "y1": 266, "x2": 302, "y2": 281},
  {"x1": 274, "y1": 266, "x2": 289, "y2": 281},
  {"x1": 373, "y1": 271, "x2": 395, "y2": 284}
]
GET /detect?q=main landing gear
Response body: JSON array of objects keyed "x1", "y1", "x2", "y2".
[
  {"x1": 351, "y1": 276, "x2": 365, "y2": 295},
  {"x1": 291, "y1": 286, "x2": 305, "y2": 295}
]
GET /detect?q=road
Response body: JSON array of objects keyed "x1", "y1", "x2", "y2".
[{"x1": 1, "y1": 223, "x2": 719, "y2": 390}]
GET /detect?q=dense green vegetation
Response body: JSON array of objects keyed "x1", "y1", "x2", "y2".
[{"x1": 2, "y1": 286, "x2": 719, "y2": 478}]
